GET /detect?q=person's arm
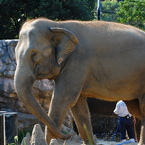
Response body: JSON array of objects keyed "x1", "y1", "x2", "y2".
[{"x1": 113, "y1": 104, "x2": 119, "y2": 115}]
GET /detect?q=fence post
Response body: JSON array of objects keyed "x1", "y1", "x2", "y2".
[
  {"x1": 0, "y1": 111, "x2": 7, "y2": 145},
  {"x1": 5, "y1": 112, "x2": 18, "y2": 144},
  {"x1": 97, "y1": 0, "x2": 101, "y2": 20}
]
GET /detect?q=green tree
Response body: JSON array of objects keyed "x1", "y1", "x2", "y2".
[
  {"x1": 0, "y1": 0, "x2": 96, "y2": 39},
  {"x1": 116, "y1": 0, "x2": 145, "y2": 29},
  {"x1": 101, "y1": 0, "x2": 119, "y2": 21},
  {"x1": 0, "y1": 0, "x2": 23, "y2": 39}
]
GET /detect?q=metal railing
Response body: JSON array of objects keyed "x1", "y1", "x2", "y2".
[{"x1": 0, "y1": 111, "x2": 17, "y2": 145}]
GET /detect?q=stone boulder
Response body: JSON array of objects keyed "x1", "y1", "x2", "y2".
[
  {"x1": 31, "y1": 124, "x2": 48, "y2": 145},
  {"x1": 21, "y1": 124, "x2": 137, "y2": 145}
]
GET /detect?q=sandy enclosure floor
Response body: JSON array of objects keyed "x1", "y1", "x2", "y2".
[
  {"x1": 58, "y1": 140, "x2": 137, "y2": 145},
  {"x1": 96, "y1": 140, "x2": 137, "y2": 145}
]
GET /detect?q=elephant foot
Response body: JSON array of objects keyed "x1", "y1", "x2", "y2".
[
  {"x1": 45, "y1": 129, "x2": 57, "y2": 144},
  {"x1": 87, "y1": 143, "x2": 96, "y2": 145},
  {"x1": 137, "y1": 141, "x2": 145, "y2": 145},
  {"x1": 82, "y1": 142, "x2": 96, "y2": 145}
]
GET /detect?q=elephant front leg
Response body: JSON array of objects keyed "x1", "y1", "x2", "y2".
[
  {"x1": 45, "y1": 98, "x2": 70, "y2": 143},
  {"x1": 45, "y1": 125, "x2": 55, "y2": 143},
  {"x1": 71, "y1": 97, "x2": 96, "y2": 145}
]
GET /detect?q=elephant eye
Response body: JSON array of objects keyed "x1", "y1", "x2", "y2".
[{"x1": 31, "y1": 52, "x2": 41, "y2": 63}]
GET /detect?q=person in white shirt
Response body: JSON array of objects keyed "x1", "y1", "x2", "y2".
[{"x1": 113, "y1": 100, "x2": 136, "y2": 142}]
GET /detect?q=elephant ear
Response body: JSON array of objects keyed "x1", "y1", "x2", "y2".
[{"x1": 49, "y1": 27, "x2": 79, "y2": 65}]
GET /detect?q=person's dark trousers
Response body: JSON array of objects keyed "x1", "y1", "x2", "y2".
[{"x1": 119, "y1": 117, "x2": 135, "y2": 140}]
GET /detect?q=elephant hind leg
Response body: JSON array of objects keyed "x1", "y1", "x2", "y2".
[
  {"x1": 138, "y1": 95, "x2": 145, "y2": 145},
  {"x1": 137, "y1": 115, "x2": 145, "y2": 145},
  {"x1": 71, "y1": 97, "x2": 96, "y2": 145}
]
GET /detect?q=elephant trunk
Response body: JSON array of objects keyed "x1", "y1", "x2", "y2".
[{"x1": 14, "y1": 65, "x2": 70, "y2": 140}]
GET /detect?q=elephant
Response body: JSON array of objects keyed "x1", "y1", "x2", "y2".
[{"x1": 14, "y1": 18, "x2": 145, "y2": 145}]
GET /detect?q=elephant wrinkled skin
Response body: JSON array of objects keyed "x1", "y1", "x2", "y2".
[{"x1": 14, "y1": 18, "x2": 145, "y2": 145}]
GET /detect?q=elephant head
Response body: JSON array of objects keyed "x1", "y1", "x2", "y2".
[{"x1": 14, "y1": 19, "x2": 78, "y2": 139}]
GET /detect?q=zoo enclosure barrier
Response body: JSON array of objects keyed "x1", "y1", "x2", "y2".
[{"x1": 0, "y1": 111, "x2": 18, "y2": 145}]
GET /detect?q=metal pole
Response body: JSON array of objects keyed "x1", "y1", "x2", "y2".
[
  {"x1": 97, "y1": 0, "x2": 101, "y2": 20},
  {"x1": 0, "y1": 112, "x2": 18, "y2": 145},
  {"x1": 5, "y1": 112, "x2": 18, "y2": 144},
  {"x1": 0, "y1": 111, "x2": 7, "y2": 145}
]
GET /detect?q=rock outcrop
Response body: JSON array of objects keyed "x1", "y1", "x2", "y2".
[
  {"x1": 21, "y1": 124, "x2": 80, "y2": 145},
  {"x1": 31, "y1": 124, "x2": 48, "y2": 145},
  {"x1": 21, "y1": 124, "x2": 137, "y2": 145}
]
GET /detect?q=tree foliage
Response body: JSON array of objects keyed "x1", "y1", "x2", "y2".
[
  {"x1": 100, "y1": 0, "x2": 145, "y2": 30},
  {"x1": 1, "y1": 0, "x2": 145, "y2": 39},
  {"x1": 116, "y1": 0, "x2": 145, "y2": 29},
  {"x1": 101, "y1": 1, "x2": 119, "y2": 22},
  {"x1": 0, "y1": 0, "x2": 96, "y2": 39}
]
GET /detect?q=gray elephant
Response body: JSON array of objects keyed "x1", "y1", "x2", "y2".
[{"x1": 14, "y1": 18, "x2": 145, "y2": 145}]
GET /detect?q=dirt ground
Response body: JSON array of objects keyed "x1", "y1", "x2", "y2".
[
  {"x1": 96, "y1": 140, "x2": 137, "y2": 145},
  {"x1": 58, "y1": 140, "x2": 137, "y2": 145}
]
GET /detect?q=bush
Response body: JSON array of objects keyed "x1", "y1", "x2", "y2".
[
  {"x1": 0, "y1": 0, "x2": 96, "y2": 39},
  {"x1": 116, "y1": 0, "x2": 145, "y2": 29},
  {"x1": 101, "y1": 0, "x2": 119, "y2": 22}
]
